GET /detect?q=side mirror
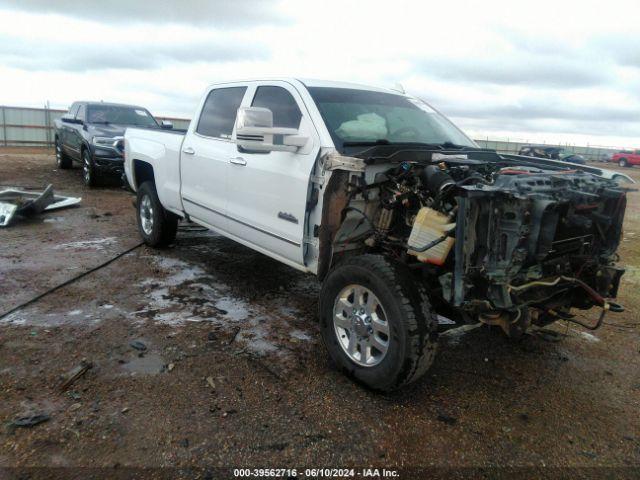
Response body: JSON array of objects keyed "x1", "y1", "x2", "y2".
[
  {"x1": 61, "y1": 117, "x2": 82, "y2": 125},
  {"x1": 235, "y1": 106, "x2": 308, "y2": 153},
  {"x1": 160, "y1": 120, "x2": 173, "y2": 130}
]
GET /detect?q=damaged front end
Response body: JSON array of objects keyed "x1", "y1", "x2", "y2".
[{"x1": 326, "y1": 149, "x2": 627, "y2": 336}]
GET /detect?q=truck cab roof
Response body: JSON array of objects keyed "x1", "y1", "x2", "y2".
[
  {"x1": 206, "y1": 77, "x2": 405, "y2": 95},
  {"x1": 70, "y1": 101, "x2": 150, "y2": 110}
]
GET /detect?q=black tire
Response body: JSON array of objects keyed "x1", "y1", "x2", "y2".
[
  {"x1": 55, "y1": 138, "x2": 72, "y2": 169},
  {"x1": 618, "y1": 158, "x2": 629, "y2": 168},
  {"x1": 319, "y1": 254, "x2": 438, "y2": 391},
  {"x1": 82, "y1": 149, "x2": 98, "y2": 187},
  {"x1": 136, "y1": 181, "x2": 178, "y2": 247}
]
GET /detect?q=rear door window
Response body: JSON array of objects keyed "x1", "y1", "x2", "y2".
[
  {"x1": 196, "y1": 87, "x2": 247, "y2": 139},
  {"x1": 76, "y1": 104, "x2": 86, "y2": 122},
  {"x1": 67, "y1": 103, "x2": 80, "y2": 118},
  {"x1": 251, "y1": 86, "x2": 302, "y2": 129}
]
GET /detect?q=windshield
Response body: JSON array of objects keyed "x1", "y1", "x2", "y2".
[
  {"x1": 87, "y1": 105, "x2": 158, "y2": 127},
  {"x1": 307, "y1": 87, "x2": 476, "y2": 152}
]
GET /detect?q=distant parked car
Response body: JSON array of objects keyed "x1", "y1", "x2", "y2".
[
  {"x1": 519, "y1": 146, "x2": 589, "y2": 165},
  {"x1": 54, "y1": 102, "x2": 171, "y2": 187},
  {"x1": 611, "y1": 149, "x2": 640, "y2": 168},
  {"x1": 518, "y1": 145, "x2": 563, "y2": 160},
  {"x1": 560, "y1": 153, "x2": 586, "y2": 165},
  {"x1": 599, "y1": 153, "x2": 612, "y2": 163}
]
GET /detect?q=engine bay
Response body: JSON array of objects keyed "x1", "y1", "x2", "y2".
[{"x1": 330, "y1": 151, "x2": 627, "y2": 334}]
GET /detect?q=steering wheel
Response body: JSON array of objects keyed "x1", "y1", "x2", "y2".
[{"x1": 391, "y1": 126, "x2": 420, "y2": 139}]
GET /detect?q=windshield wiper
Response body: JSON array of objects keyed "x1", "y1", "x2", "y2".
[
  {"x1": 342, "y1": 139, "x2": 392, "y2": 147},
  {"x1": 91, "y1": 121, "x2": 110, "y2": 125},
  {"x1": 343, "y1": 140, "x2": 454, "y2": 149},
  {"x1": 440, "y1": 141, "x2": 476, "y2": 150}
]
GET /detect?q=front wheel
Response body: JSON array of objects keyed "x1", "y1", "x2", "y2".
[
  {"x1": 619, "y1": 158, "x2": 629, "y2": 168},
  {"x1": 319, "y1": 254, "x2": 438, "y2": 391},
  {"x1": 136, "y1": 181, "x2": 178, "y2": 247},
  {"x1": 82, "y1": 149, "x2": 98, "y2": 187}
]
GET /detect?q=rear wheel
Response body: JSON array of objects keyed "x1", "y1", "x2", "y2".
[
  {"x1": 55, "y1": 138, "x2": 72, "y2": 169},
  {"x1": 319, "y1": 254, "x2": 438, "y2": 391},
  {"x1": 136, "y1": 181, "x2": 178, "y2": 247},
  {"x1": 619, "y1": 158, "x2": 629, "y2": 168}
]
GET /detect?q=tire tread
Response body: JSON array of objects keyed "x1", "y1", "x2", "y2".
[
  {"x1": 320, "y1": 254, "x2": 437, "y2": 390},
  {"x1": 137, "y1": 181, "x2": 178, "y2": 247}
]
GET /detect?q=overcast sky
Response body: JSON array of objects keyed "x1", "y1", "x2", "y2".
[{"x1": 1, "y1": 0, "x2": 639, "y2": 147}]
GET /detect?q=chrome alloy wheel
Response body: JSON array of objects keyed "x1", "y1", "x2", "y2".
[
  {"x1": 55, "y1": 140, "x2": 62, "y2": 167},
  {"x1": 83, "y1": 156, "x2": 91, "y2": 184},
  {"x1": 333, "y1": 284, "x2": 390, "y2": 367},
  {"x1": 140, "y1": 194, "x2": 154, "y2": 235}
]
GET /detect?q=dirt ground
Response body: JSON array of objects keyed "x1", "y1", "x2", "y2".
[{"x1": 1, "y1": 150, "x2": 639, "y2": 477}]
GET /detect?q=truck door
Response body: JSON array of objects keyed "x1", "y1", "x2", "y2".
[
  {"x1": 68, "y1": 103, "x2": 86, "y2": 160},
  {"x1": 60, "y1": 103, "x2": 79, "y2": 158},
  {"x1": 180, "y1": 85, "x2": 248, "y2": 232},
  {"x1": 225, "y1": 82, "x2": 320, "y2": 267}
]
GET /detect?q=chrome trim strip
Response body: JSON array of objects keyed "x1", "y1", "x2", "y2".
[{"x1": 182, "y1": 197, "x2": 300, "y2": 247}]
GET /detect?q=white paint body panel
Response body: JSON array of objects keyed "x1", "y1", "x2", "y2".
[
  {"x1": 224, "y1": 80, "x2": 321, "y2": 265},
  {"x1": 124, "y1": 128, "x2": 184, "y2": 213},
  {"x1": 124, "y1": 78, "x2": 351, "y2": 274}
]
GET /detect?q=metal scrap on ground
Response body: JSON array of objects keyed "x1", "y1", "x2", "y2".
[
  {"x1": 0, "y1": 184, "x2": 81, "y2": 227},
  {"x1": 7, "y1": 414, "x2": 50, "y2": 432},
  {"x1": 60, "y1": 360, "x2": 93, "y2": 391}
]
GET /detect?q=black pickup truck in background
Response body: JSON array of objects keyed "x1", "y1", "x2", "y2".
[{"x1": 54, "y1": 101, "x2": 172, "y2": 187}]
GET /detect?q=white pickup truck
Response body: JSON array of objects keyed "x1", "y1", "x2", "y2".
[{"x1": 125, "y1": 78, "x2": 627, "y2": 390}]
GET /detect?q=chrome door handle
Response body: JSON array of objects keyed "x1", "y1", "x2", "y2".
[
  {"x1": 182, "y1": 147, "x2": 195, "y2": 155},
  {"x1": 229, "y1": 157, "x2": 247, "y2": 166}
]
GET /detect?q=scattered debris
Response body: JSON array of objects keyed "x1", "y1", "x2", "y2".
[
  {"x1": 60, "y1": 360, "x2": 93, "y2": 391},
  {"x1": 67, "y1": 391, "x2": 81, "y2": 401},
  {"x1": 206, "y1": 376, "x2": 216, "y2": 390},
  {"x1": 7, "y1": 413, "x2": 50, "y2": 432},
  {"x1": 437, "y1": 314, "x2": 456, "y2": 325},
  {"x1": 228, "y1": 326, "x2": 241, "y2": 345},
  {"x1": 0, "y1": 184, "x2": 81, "y2": 227},
  {"x1": 439, "y1": 322, "x2": 482, "y2": 343},
  {"x1": 253, "y1": 441, "x2": 290, "y2": 452},
  {"x1": 129, "y1": 340, "x2": 147, "y2": 351},
  {"x1": 436, "y1": 413, "x2": 458, "y2": 426},
  {"x1": 578, "y1": 331, "x2": 601, "y2": 343},
  {"x1": 167, "y1": 363, "x2": 175, "y2": 372},
  {"x1": 535, "y1": 328, "x2": 564, "y2": 343},
  {"x1": 580, "y1": 451, "x2": 597, "y2": 459}
]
